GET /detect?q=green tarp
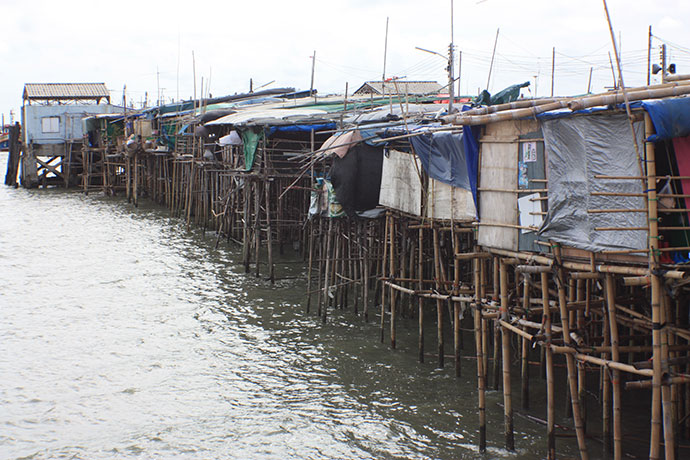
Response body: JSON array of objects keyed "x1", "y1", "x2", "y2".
[
  {"x1": 241, "y1": 129, "x2": 264, "y2": 171},
  {"x1": 475, "y1": 81, "x2": 531, "y2": 106}
]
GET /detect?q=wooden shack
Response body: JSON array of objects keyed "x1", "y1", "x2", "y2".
[{"x1": 20, "y1": 83, "x2": 120, "y2": 188}]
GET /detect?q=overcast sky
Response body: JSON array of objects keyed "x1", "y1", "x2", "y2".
[{"x1": 1, "y1": 0, "x2": 687, "y2": 122}]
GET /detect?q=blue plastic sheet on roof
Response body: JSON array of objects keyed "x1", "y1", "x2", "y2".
[
  {"x1": 267, "y1": 123, "x2": 335, "y2": 137},
  {"x1": 641, "y1": 98, "x2": 690, "y2": 142}
]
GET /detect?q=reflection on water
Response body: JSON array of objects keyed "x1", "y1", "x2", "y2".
[{"x1": 0, "y1": 154, "x2": 584, "y2": 459}]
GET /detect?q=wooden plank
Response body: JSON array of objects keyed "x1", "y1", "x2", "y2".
[
  {"x1": 427, "y1": 178, "x2": 476, "y2": 221},
  {"x1": 35, "y1": 156, "x2": 64, "y2": 178},
  {"x1": 478, "y1": 121, "x2": 519, "y2": 250},
  {"x1": 379, "y1": 149, "x2": 422, "y2": 216}
]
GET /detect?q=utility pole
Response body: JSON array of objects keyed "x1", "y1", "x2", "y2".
[
  {"x1": 448, "y1": 43, "x2": 454, "y2": 114},
  {"x1": 192, "y1": 51, "x2": 197, "y2": 104},
  {"x1": 661, "y1": 44, "x2": 667, "y2": 83},
  {"x1": 457, "y1": 50, "x2": 462, "y2": 98},
  {"x1": 123, "y1": 84, "x2": 128, "y2": 137},
  {"x1": 486, "y1": 28, "x2": 500, "y2": 90},
  {"x1": 647, "y1": 25, "x2": 652, "y2": 86},
  {"x1": 382, "y1": 17, "x2": 389, "y2": 97},
  {"x1": 310, "y1": 51, "x2": 316, "y2": 97},
  {"x1": 551, "y1": 47, "x2": 555, "y2": 97},
  {"x1": 587, "y1": 67, "x2": 593, "y2": 94},
  {"x1": 608, "y1": 52, "x2": 617, "y2": 89},
  {"x1": 448, "y1": 0, "x2": 454, "y2": 113}
]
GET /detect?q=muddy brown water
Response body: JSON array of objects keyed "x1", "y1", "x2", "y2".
[{"x1": 1, "y1": 153, "x2": 634, "y2": 459}]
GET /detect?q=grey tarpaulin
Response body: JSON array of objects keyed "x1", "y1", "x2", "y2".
[{"x1": 539, "y1": 113, "x2": 646, "y2": 252}]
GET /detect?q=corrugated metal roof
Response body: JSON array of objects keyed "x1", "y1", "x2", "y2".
[
  {"x1": 207, "y1": 107, "x2": 329, "y2": 126},
  {"x1": 23, "y1": 83, "x2": 110, "y2": 101},
  {"x1": 353, "y1": 81, "x2": 442, "y2": 96}
]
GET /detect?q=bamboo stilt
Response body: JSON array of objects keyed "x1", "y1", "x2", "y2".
[
  {"x1": 264, "y1": 178, "x2": 274, "y2": 283},
  {"x1": 454, "y1": 231, "x2": 462, "y2": 378},
  {"x1": 474, "y1": 253, "x2": 487, "y2": 452},
  {"x1": 316, "y1": 216, "x2": 324, "y2": 317},
  {"x1": 380, "y1": 212, "x2": 389, "y2": 343},
  {"x1": 323, "y1": 218, "x2": 333, "y2": 324},
  {"x1": 500, "y1": 260, "x2": 515, "y2": 451},
  {"x1": 646, "y1": 112, "x2": 664, "y2": 460},
  {"x1": 554, "y1": 245, "x2": 589, "y2": 460},
  {"x1": 605, "y1": 274, "x2": 622, "y2": 460},
  {"x1": 306, "y1": 219, "x2": 314, "y2": 313},
  {"x1": 542, "y1": 271, "x2": 556, "y2": 460},
  {"x1": 433, "y1": 225, "x2": 444, "y2": 369},
  {"x1": 521, "y1": 273, "x2": 530, "y2": 410},
  {"x1": 418, "y1": 227, "x2": 424, "y2": 363},
  {"x1": 390, "y1": 215, "x2": 397, "y2": 349}
]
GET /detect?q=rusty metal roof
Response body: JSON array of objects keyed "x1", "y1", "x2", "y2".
[{"x1": 23, "y1": 83, "x2": 110, "y2": 101}]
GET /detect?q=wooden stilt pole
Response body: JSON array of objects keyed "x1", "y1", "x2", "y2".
[
  {"x1": 306, "y1": 219, "x2": 314, "y2": 313},
  {"x1": 133, "y1": 151, "x2": 139, "y2": 208},
  {"x1": 500, "y1": 260, "x2": 515, "y2": 451},
  {"x1": 554, "y1": 244, "x2": 589, "y2": 460},
  {"x1": 264, "y1": 178, "x2": 274, "y2": 283},
  {"x1": 474, "y1": 251, "x2": 487, "y2": 452},
  {"x1": 577, "y1": 278, "x2": 587, "y2": 432},
  {"x1": 433, "y1": 224, "x2": 444, "y2": 368},
  {"x1": 254, "y1": 181, "x2": 261, "y2": 277},
  {"x1": 381, "y1": 211, "x2": 390, "y2": 342},
  {"x1": 521, "y1": 273, "x2": 530, "y2": 410},
  {"x1": 542, "y1": 271, "x2": 556, "y2": 460},
  {"x1": 661, "y1": 293, "x2": 676, "y2": 460},
  {"x1": 323, "y1": 218, "x2": 333, "y2": 324},
  {"x1": 602, "y1": 289, "x2": 612, "y2": 457},
  {"x1": 646, "y1": 112, "x2": 665, "y2": 460},
  {"x1": 390, "y1": 214, "x2": 397, "y2": 349},
  {"x1": 492, "y1": 257, "x2": 501, "y2": 389},
  {"x1": 605, "y1": 274, "x2": 622, "y2": 460},
  {"x1": 418, "y1": 226, "x2": 424, "y2": 363},
  {"x1": 363, "y1": 221, "x2": 370, "y2": 322},
  {"x1": 243, "y1": 181, "x2": 250, "y2": 272},
  {"x1": 454, "y1": 230, "x2": 462, "y2": 378},
  {"x1": 316, "y1": 216, "x2": 324, "y2": 317}
]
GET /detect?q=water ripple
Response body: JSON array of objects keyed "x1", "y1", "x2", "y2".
[{"x1": 1, "y1": 153, "x2": 587, "y2": 459}]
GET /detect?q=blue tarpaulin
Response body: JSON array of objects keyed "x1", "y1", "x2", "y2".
[
  {"x1": 411, "y1": 132, "x2": 470, "y2": 190},
  {"x1": 641, "y1": 97, "x2": 690, "y2": 141},
  {"x1": 267, "y1": 123, "x2": 336, "y2": 137},
  {"x1": 463, "y1": 123, "x2": 480, "y2": 211},
  {"x1": 409, "y1": 128, "x2": 480, "y2": 214},
  {"x1": 377, "y1": 118, "x2": 479, "y2": 209}
]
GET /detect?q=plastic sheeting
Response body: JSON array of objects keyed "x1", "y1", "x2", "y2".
[
  {"x1": 219, "y1": 131, "x2": 242, "y2": 146},
  {"x1": 330, "y1": 143, "x2": 384, "y2": 215},
  {"x1": 642, "y1": 97, "x2": 690, "y2": 142},
  {"x1": 240, "y1": 129, "x2": 263, "y2": 171},
  {"x1": 267, "y1": 123, "x2": 336, "y2": 137},
  {"x1": 379, "y1": 149, "x2": 423, "y2": 216},
  {"x1": 462, "y1": 121, "x2": 480, "y2": 211},
  {"x1": 410, "y1": 131, "x2": 471, "y2": 190},
  {"x1": 319, "y1": 130, "x2": 363, "y2": 158},
  {"x1": 540, "y1": 113, "x2": 646, "y2": 252},
  {"x1": 475, "y1": 82, "x2": 530, "y2": 106}
]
